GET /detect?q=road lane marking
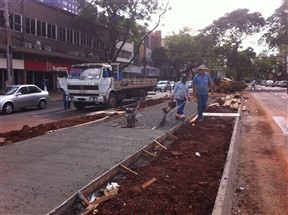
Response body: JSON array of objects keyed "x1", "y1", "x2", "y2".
[
  {"x1": 281, "y1": 96, "x2": 286, "y2": 99},
  {"x1": 273, "y1": 116, "x2": 288, "y2": 135},
  {"x1": 275, "y1": 93, "x2": 278, "y2": 95}
]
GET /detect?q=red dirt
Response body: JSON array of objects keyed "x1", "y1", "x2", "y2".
[{"x1": 75, "y1": 104, "x2": 236, "y2": 215}]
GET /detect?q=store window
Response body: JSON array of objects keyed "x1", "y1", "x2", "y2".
[{"x1": 0, "y1": 10, "x2": 5, "y2": 28}]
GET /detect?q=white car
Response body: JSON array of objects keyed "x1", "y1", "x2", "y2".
[
  {"x1": 170, "y1": 81, "x2": 175, "y2": 89},
  {"x1": 279, "y1": 80, "x2": 288, "y2": 87},
  {"x1": 265, "y1": 80, "x2": 274, "y2": 87},
  {"x1": 155, "y1": 80, "x2": 172, "y2": 92},
  {"x1": 0, "y1": 84, "x2": 49, "y2": 114},
  {"x1": 187, "y1": 80, "x2": 193, "y2": 88}
]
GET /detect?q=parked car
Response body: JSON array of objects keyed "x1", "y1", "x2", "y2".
[
  {"x1": 170, "y1": 81, "x2": 175, "y2": 89},
  {"x1": 273, "y1": 81, "x2": 281, "y2": 87},
  {"x1": 265, "y1": 80, "x2": 274, "y2": 87},
  {"x1": 155, "y1": 80, "x2": 172, "y2": 92},
  {"x1": 0, "y1": 84, "x2": 49, "y2": 114},
  {"x1": 261, "y1": 80, "x2": 267, "y2": 86},
  {"x1": 279, "y1": 80, "x2": 288, "y2": 87},
  {"x1": 187, "y1": 80, "x2": 193, "y2": 88}
]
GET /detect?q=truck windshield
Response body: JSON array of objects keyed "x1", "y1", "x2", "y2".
[
  {"x1": 70, "y1": 68, "x2": 101, "y2": 79},
  {"x1": 57, "y1": 71, "x2": 68, "y2": 78}
]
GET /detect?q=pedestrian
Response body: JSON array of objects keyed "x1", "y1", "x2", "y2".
[
  {"x1": 56, "y1": 79, "x2": 61, "y2": 93},
  {"x1": 251, "y1": 79, "x2": 256, "y2": 90},
  {"x1": 42, "y1": 79, "x2": 48, "y2": 91},
  {"x1": 61, "y1": 88, "x2": 70, "y2": 109},
  {"x1": 192, "y1": 65, "x2": 214, "y2": 122},
  {"x1": 5, "y1": 80, "x2": 10, "y2": 87},
  {"x1": 171, "y1": 75, "x2": 190, "y2": 120}
]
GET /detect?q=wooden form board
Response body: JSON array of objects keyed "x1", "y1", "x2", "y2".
[{"x1": 203, "y1": 112, "x2": 240, "y2": 117}]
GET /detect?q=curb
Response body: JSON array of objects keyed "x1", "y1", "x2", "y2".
[{"x1": 212, "y1": 100, "x2": 243, "y2": 215}]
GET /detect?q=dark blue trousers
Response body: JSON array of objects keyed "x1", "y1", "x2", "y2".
[{"x1": 196, "y1": 94, "x2": 208, "y2": 120}]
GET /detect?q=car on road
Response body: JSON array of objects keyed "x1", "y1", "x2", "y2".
[
  {"x1": 265, "y1": 80, "x2": 274, "y2": 87},
  {"x1": 0, "y1": 84, "x2": 49, "y2": 114},
  {"x1": 170, "y1": 81, "x2": 175, "y2": 89},
  {"x1": 187, "y1": 80, "x2": 193, "y2": 88},
  {"x1": 273, "y1": 81, "x2": 281, "y2": 87},
  {"x1": 155, "y1": 80, "x2": 172, "y2": 92},
  {"x1": 261, "y1": 80, "x2": 267, "y2": 86},
  {"x1": 279, "y1": 80, "x2": 288, "y2": 87}
]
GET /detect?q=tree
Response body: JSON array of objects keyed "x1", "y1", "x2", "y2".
[
  {"x1": 164, "y1": 28, "x2": 218, "y2": 73},
  {"x1": 261, "y1": 2, "x2": 288, "y2": 75},
  {"x1": 238, "y1": 47, "x2": 257, "y2": 80},
  {"x1": 77, "y1": 0, "x2": 169, "y2": 69},
  {"x1": 151, "y1": 47, "x2": 169, "y2": 67},
  {"x1": 203, "y1": 9, "x2": 265, "y2": 80},
  {"x1": 164, "y1": 28, "x2": 195, "y2": 71},
  {"x1": 253, "y1": 54, "x2": 278, "y2": 80}
]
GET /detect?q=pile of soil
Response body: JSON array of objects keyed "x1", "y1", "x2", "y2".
[
  {"x1": 0, "y1": 98, "x2": 170, "y2": 145},
  {"x1": 76, "y1": 105, "x2": 236, "y2": 215}
]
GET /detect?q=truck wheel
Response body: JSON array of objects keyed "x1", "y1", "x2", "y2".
[
  {"x1": 74, "y1": 102, "x2": 85, "y2": 110},
  {"x1": 106, "y1": 93, "x2": 117, "y2": 109}
]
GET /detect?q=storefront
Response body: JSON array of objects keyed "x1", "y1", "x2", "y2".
[
  {"x1": 25, "y1": 61, "x2": 71, "y2": 91},
  {"x1": 0, "y1": 58, "x2": 25, "y2": 88}
]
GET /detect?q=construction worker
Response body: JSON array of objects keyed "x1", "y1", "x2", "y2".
[
  {"x1": 171, "y1": 75, "x2": 190, "y2": 120},
  {"x1": 251, "y1": 79, "x2": 256, "y2": 90},
  {"x1": 192, "y1": 65, "x2": 214, "y2": 122}
]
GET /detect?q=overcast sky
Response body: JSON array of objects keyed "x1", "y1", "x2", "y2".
[{"x1": 154, "y1": 0, "x2": 283, "y2": 53}]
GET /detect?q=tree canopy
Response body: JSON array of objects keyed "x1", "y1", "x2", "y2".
[
  {"x1": 202, "y1": 9, "x2": 265, "y2": 80},
  {"x1": 261, "y1": 2, "x2": 288, "y2": 50},
  {"x1": 77, "y1": 0, "x2": 169, "y2": 66}
]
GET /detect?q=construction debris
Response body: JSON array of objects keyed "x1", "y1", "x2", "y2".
[
  {"x1": 81, "y1": 184, "x2": 119, "y2": 215},
  {"x1": 119, "y1": 164, "x2": 138, "y2": 175},
  {"x1": 154, "y1": 140, "x2": 167, "y2": 150},
  {"x1": 141, "y1": 177, "x2": 157, "y2": 189}
]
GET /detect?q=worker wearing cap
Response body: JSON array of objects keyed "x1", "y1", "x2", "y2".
[
  {"x1": 171, "y1": 75, "x2": 190, "y2": 119},
  {"x1": 192, "y1": 65, "x2": 214, "y2": 122}
]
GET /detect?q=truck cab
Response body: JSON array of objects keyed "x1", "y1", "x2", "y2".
[
  {"x1": 66, "y1": 63, "x2": 157, "y2": 110},
  {"x1": 67, "y1": 63, "x2": 116, "y2": 109}
]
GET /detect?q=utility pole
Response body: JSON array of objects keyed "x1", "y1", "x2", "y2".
[{"x1": 4, "y1": 0, "x2": 13, "y2": 86}]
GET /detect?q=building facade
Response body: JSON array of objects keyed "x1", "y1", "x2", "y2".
[
  {"x1": 0, "y1": 0, "x2": 114, "y2": 90},
  {"x1": 39, "y1": 0, "x2": 79, "y2": 14},
  {"x1": 0, "y1": 0, "x2": 162, "y2": 90}
]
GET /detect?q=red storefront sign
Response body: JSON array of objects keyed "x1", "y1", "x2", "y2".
[{"x1": 25, "y1": 61, "x2": 71, "y2": 72}]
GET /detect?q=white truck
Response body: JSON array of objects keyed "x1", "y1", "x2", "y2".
[{"x1": 66, "y1": 63, "x2": 157, "y2": 109}]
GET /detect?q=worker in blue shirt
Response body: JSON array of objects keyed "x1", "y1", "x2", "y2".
[
  {"x1": 192, "y1": 65, "x2": 214, "y2": 122},
  {"x1": 171, "y1": 75, "x2": 190, "y2": 120}
]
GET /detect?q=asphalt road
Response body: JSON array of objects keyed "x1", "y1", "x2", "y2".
[{"x1": 248, "y1": 84, "x2": 288, "y2": 145}]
